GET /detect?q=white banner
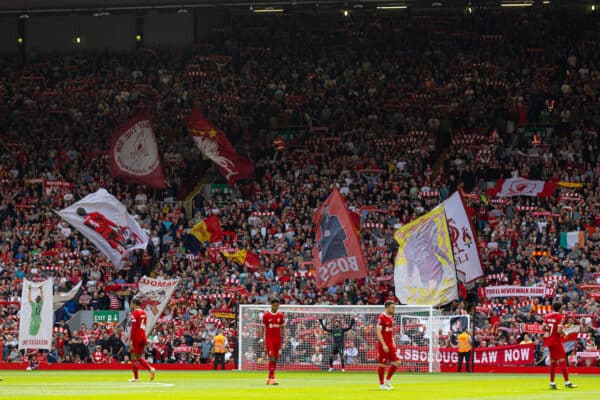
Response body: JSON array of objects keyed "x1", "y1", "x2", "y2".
[
  {"x1": 135, "y1": 276, "x2": 180, "y2": 335},
  {"x1": 19, "y1": 278, "x2": 54, "y2": 350},
  {"x1": 56, "y1": 189, "x2": 148, "y2": 268},
  {"x1": 481, "y1": 286, "x2": 550, "y2": 298},
  {"x1": 489, "y1": 177, "x2": 557, "y2": 197},
  {"x1": 442, "y1": 192, "x2": 484, "y2": 283}
]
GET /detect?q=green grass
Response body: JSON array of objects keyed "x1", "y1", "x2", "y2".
[{"x1": 0, "y1": 371, "x2": 599, "y2": 400}]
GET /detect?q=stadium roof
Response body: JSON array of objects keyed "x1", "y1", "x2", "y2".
[{"x1": 0, "y1": 0, "x2": 590, "y2": 14}]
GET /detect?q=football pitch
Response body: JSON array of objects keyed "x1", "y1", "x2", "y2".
[{"x1": 1, "y1": 371, "x2": 599, "y2": 400}]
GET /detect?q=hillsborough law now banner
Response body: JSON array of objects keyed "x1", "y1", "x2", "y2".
[
  {"x1": 110, "y1": 111, "x2": 166, "y2": 188},
  {"x1": 312, "y1": 188, "x2": 368, "y2": 288},
  {"x1": 19, "y1": 278, "x2": 54, "y2": 350},
  {"x1": 397, "y1": 343, "x2": 535, "y2": 366},
  {"x1": 442, "y1": 192, "x2": 484, "y2": 283},
  {"x1": 56, "y1": 189, "x2": 149, "y2": 268},
  {"x1": 394, "y1": 206, "x2": 457, "y2": 306},
  {"x1": 479, "y1": 285, "x2": 553, "y2": 298},
  {"x1": 135, "y1": 276, "x2": 179, "y2": 335},
  {"x1": 487, "y1": 177, "x2": 557, "y2": 197}
]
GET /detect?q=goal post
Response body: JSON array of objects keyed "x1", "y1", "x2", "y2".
[{"x1": 238, "y1": 304, "x2": 444, "y2": 373}]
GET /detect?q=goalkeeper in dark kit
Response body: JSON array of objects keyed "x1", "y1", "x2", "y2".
[{"x1": 319, "y1": 317, "x2": 355, "y2": 372}]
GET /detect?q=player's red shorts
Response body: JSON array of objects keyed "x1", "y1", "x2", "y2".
[
  {"x1": 547, "y1": 344, "x2": 566, "y2": 361},
  {"x1": 266, "y1": 341, "x2": 282, "y2": 358},
  {"x1": 377, "y1": 343, "x2": 399, "y2": 364},
  {"x1": 130, "y1": 337, "x2": 147, "y2": 354}
]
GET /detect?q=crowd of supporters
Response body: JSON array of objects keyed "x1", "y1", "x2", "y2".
[{"x1": 1, "y1": 8, "x2": 600, "y2": 367}]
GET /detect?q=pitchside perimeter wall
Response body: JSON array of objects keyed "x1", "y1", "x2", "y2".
[{"x1": 1, "y1": 362, "x2": 599, "y2": 374}]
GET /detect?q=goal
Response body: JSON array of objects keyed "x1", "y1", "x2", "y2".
[{"x1": 238, "y1": 304, "x2": 443, "y2": 372}]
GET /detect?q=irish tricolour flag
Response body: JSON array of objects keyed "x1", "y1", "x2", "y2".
[{"x1": 560, "y1": 231, "x2": 585, "y2": 249}]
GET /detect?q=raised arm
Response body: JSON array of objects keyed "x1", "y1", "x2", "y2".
[
  {"x1": 343, "y1": 318, "x2": 355, "y2": 332},
  {"x1": 319, "y1": 319, "x2": 332, "y2": 333}
]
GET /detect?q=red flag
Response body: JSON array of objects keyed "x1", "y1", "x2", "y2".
[
  {"x1": 110, "y1": 111, "x2": 166, "y2": 188},
  {"x1": 312, "y1": 189, "x2": 368, "y2": 288},
  {"x1": 244, "y1": 251, "x2": 260, "y2": 271},
  {"x1": 186, "y1": 107, "x2": 254, "y2": 184}
]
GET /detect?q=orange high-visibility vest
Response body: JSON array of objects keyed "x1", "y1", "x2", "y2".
[
  {"x1": 457, "y1": 332, "x2": 472, "y2": 353},
  {"x1": 214, "y1": 334, "x2": 227, "y2": 354}
]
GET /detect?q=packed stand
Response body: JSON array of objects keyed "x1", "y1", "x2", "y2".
[{"x1": 0, "y1": 9, "x2": 599, "y2": 367}]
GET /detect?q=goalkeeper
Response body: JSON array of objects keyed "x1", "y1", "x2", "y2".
[{"x1": 319, "y1": 317, "x2": 355, "y2": 372}]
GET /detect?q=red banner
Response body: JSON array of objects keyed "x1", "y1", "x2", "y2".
[
  {"x1": 110, "y1": 111, "x2": 166, "y2": 188},
  {"x1": 312, "y1": 188, "x2": 368, "y2": 288},
  {"x1": 398, "y1": 343, "x2": 535, "y2": 366},
  {"x1": 43, "y1": 180, "x2": 73, "y2": 197},
  {"x1": 186, "y1": 106, "x2": 254, "y2": 184}
]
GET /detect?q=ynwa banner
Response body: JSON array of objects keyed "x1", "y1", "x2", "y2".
[
  {"x1": 442, "y1": 192, "x2": 484, "y2": 283},
  {"x1": 110, "y1": 111, "x2": 166, "y2": 188},
  {"x1": 186, "y1": 106, "x2": 254, "y2": 184},
  {"x1": 19, "y1": 278, "x2": 54, "y2": 350},
  {"x1": 43, "y1": 180, "x2": 74, "y2": 197},
  {"x1": 135, "y1": 276, "x2": 179, "y2": 335},
  {"x1": 487, "y1": 177, "x2": 557, "y2": 198},
  {"x1": 397, "y1": 343, "x2": 535, "y2": 366},
  {"x1": 56, "y1": 189, "x2": 149, "y2": 268},
  {"x1": 312, "y1": 188, "x2": 368, "y2": 288},
  {"x1": 479, "y1": 286, "x2": 552, "y2": 298},
  {"x1": 394, "y1": 206, "x2": 457, "y2": 306}
]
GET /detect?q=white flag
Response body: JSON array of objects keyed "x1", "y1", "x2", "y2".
[
  {"x1": 19, "y1": 278, "x2": 54, "y2": 350},
  {"x1": 135, "y1": 276, "x2": 179, "y2": 335},
  {"x1": 56, "y1": 189, "x2": 148, "y2": 268},
  {"x1": 442, "y1": 192, "x2": 484, "y2": 283},
  {"x1": 53, "y1": 280, "x2": 82, "y2": 311}
]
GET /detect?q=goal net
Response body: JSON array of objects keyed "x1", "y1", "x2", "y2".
[{"x1": 238, "y1": 304, "x2": 444, "y2": 372}]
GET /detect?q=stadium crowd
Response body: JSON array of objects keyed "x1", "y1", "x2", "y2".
[{"x1": 1, "y1": 8, "x2": 600, "y2": 368}]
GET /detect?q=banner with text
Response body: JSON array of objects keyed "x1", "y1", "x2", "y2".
[
  {"x1": 479, "y1": 286, "x2": 551, "y2": 298},
  {"x1": 135, "y1": 276, "x2": 180, "y2": 335},
  {"x1": 19, "y1": 278, "x2": 54, "y2": 350},
  {"x1": 397, "y1": 343, "x2": 535, "y2": 366}
]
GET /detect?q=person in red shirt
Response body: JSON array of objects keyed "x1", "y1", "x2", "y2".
[
  {"x1": 128, "y1": 298, "x2": 156, "y2": 382},
  {"x1": 376, "y1": 300, "x2": 400, "y2": 390},
  {"x1": 260, "y1": 298, "x2": 286, "y2": 385},
  {"x1": 92, "y1": 345, "x2": 104, "y2": 364},
  {"x1": 543, "y1": 302, "x2": 577, "y2": 389}
]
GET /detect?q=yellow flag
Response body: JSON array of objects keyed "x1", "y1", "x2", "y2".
[
  {"x1": 222, "y1": 249, "x2": 247, "y2": 265},
  {"x1": 393, "y1": 206, "x2": 457, "y2": 306}
]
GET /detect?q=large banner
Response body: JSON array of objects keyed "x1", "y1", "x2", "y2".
[
  {"x1": 312, "y1": 188, "x2": 368, "y2": 288},
  {"x1": 186, "y1": 106, "x2": 254, "y2": 184},
  {"x1": 56, "y1": 189, "x2": 149, "y2": 268},
  {"x1": 110, "y1": 111, "x2": 166, "y2": 188},
  {"x1": 135, "y1": 276, "x2": 179, "y2": 335},
  {"x1": 19, "y1": 278, "x2": 54, "y2": 350},
  {"x1": 487, "y1": 177, "x2": 557, "y2": 197},
  {"x1": 394, "y1": 206, "x2": 458, "y2": 306},
  {"x1": 479, "y1": 286, "x2": 551, "y2": 298},
  {"x1": 397, "y1": 343, "x2": 535, "y2": 366},
  {"x1": 443, "y1": 192, "x2": 484, "y2": 283}
]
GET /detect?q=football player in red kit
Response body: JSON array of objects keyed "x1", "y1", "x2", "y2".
[
  {"x1": 376, "y1": 300, "x2": 401, "y2": 390},
  {"x1": 543, "y1": 302, "x2": 577, "y2": 389},
  {"x1": 260, "y1": 298, "x2": 286, "y2": 385},
  {"x1": 128, "y1": 298, "x2": 156, "y2": 382}
]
